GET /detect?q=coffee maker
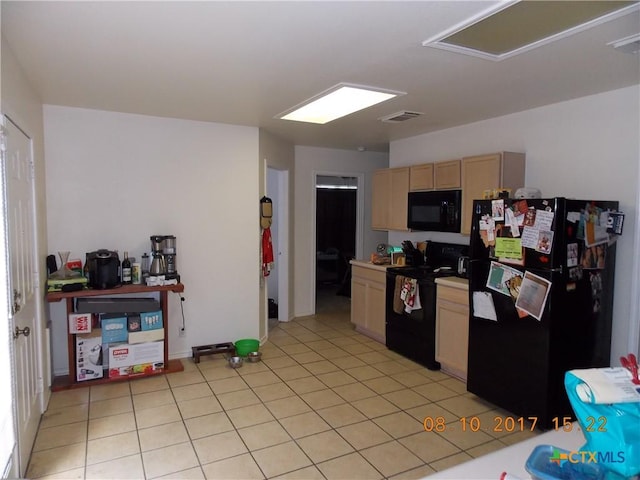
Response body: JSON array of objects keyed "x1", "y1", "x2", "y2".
[
  {"x1": 162, "y1": 236, "x2": 177, "y2": 276},
  {"x1": 149, "y1": 235, "x2": 179, "y2": 280},
  {"x1": 86, "y1": 249, "x2": 120, "y2": 289}
]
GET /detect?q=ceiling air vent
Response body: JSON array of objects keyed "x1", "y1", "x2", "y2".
[{"x1": 379, "y1": 111, "x2": 423, "y2": 123}]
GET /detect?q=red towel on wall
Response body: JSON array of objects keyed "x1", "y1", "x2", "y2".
[{"x1": 262, "y1": 227, "x2": 274, "y2": 277}]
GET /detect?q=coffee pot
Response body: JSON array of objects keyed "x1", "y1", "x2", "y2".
[{"x1": 150, "y1": 252, "x2": 166, "y2": 275}]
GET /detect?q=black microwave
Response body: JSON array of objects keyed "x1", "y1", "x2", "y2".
[{"x1": 407, "y1": 190, "x2": 461, "y2": 232}]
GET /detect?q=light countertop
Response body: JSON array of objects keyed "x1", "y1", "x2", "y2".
[
  {"x1": 435, "y1": 276, "x2": 469, "y2": 290},
  {"x1": 350, "y1": 259, "x2": 398, "y2": 272}
]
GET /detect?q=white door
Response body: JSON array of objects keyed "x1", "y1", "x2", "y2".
[
  {"x1": 266, "y1": 167, "x2": 289, "y2": 326},
  {"x1": 3, "y1": 116, "x2": 41, "y2": 476}
]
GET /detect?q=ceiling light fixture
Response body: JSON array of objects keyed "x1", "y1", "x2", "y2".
[{"x1": 277, "y1": 83, "x2": 405, "y2": 124}]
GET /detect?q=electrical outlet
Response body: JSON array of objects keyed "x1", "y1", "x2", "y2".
[{"x1": 179, "y1": 327, "x2": 186, "y2": 337}]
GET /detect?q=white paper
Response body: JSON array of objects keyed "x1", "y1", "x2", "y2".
[
  {"x1": 571, "y1": 367, "x2": 640, "y2": 404},
  {"x1": 515, "y1": 271, "x2": 552, "y2": 321},
  {"x1": 567, "y1": 211, "x2": 581, "y2": 223},
  {"x1": 520, "y1": 226, "x2": 539, "y2": 249},
  {"x1": 505, "y1": 208, "x2": 520, "y2": 237},
  {"x1": 472, "y1": 291, "x2": 497, "y2": 321},
  {"x1": 533, "y1": 209, "x2": 554, "y2": 230}
]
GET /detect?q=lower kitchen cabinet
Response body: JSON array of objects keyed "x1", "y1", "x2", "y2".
[
  {"x1": 350, "y1": 261, "x2": 387, "y2": 344},
  {"x1": 435, "y1": 277, "x2": 469, "y2": 381}
]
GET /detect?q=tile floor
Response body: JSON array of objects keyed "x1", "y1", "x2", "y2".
[{"x1": 28, "y1": 300, "x2": 538, "y2": 479}]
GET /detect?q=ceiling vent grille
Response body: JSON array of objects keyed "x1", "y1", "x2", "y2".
[{"x1": 379, "y1": 111, "x2": 423, "y2": 123}]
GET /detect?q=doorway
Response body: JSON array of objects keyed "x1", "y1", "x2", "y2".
[{"x1": 314, "y1": 174, "x2": 361, "y2": 315}]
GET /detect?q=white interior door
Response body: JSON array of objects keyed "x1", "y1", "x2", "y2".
[
  {"x1": 4, "y1": 116, "x2": 41, "y2": 475},
  {"x1": 266, "y1": 167, "x2": 289, "y2": 325}
]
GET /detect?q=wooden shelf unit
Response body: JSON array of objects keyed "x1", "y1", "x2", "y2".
[{"x1": 47, "y1": 283, "x2": 185, "y2": 390}]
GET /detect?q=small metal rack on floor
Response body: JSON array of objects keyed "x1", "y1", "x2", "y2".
[{"x1": 191, "y1": 342, "x2": 236, "y2": 363}]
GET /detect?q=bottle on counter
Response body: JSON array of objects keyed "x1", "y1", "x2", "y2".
[
  {"x1": 122, "y1": 251, "x2": 132, "y2": 285},
  {"x1": 132, "y1": 262, "x2": 141, "y2": 284}
]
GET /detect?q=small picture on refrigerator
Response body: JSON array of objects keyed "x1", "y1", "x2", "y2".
[
  {"x1": 491, "y1": 199, "x2": 505, "y2": 221},
  {"x1": 567, "y1": 243, "x2": 579, "y2": 267},
  {"x1": 536, "y1": 230, "x2": 553, "y2": 254},
  {"x1": 581, "y1": 244, "x2": 606, "y2": 269}
]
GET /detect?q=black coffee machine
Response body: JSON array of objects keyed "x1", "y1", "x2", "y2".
[{"x1": 86, "y1": 250, "x2": 120, "y2": 289}]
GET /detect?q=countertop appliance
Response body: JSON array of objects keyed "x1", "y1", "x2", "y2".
[
  {"x1": 86, "y1": 249, "x2": 120, "y2": 289},
  {"x1": 149, "y1": 234, "x2": 179, "y2": 280},
  {"x1": 386, "y1": 241, "x2": 468, "y2": 369},
  {"x1": 407, "y1": 189, "x2": 461, "y2": 232},
  {"x1": 467, "y1": 197, "x2": 618, "y2": 429}
]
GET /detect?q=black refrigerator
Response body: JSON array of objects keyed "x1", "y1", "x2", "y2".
[{"x1": 467, "y1": 197, "x2": 620, "y2": 430}]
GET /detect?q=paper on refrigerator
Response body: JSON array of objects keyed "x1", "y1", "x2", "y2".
[{"x1": 472, "y1": 291, "x2": 497, "y2": 321}]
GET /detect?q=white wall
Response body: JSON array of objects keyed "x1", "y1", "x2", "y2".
[
  {"x1": 389, "y1": 86, "x2": 640, "y2": 361},
  {"x1": 44, "y1": 106, "x2": 260, "y2": 373},
  {"x1": 294, "y1": 146, "x2": 388, "y2": 316}
]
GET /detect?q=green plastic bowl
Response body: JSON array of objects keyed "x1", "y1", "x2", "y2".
[{"x1": 234, "y1": 338, "x2": 260, "y2": 357}]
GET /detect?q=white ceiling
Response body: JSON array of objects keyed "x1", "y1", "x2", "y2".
[{"x1": 2, "y1": 1, "x2": 639, "y2": 152}]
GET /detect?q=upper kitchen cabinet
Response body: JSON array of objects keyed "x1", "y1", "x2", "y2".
[
  {"x1": 434, "y1": 159, "x2": 461, "y2": 190},
  {"x1": 372, "y1": 167, "x2": 409, "y2": 231},
  {"x1": 409, "y1": 163, "x2": 434, "y2": 191},
  {"x1": 460, "y1": 152, "x2": 525, "y2": 235},
  {"x1": 409, "y1": 159, "x2": 461, "y2": 191}
]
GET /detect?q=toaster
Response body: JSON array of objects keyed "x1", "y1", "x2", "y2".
[{"x1": 86, "y1": 249, "x2": 120, "y2": 289}]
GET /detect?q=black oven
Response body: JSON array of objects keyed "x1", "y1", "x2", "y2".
[
  {"x1": 385, "y1": 242, "x2": 468, "y2": 369},
  {"x1": 407, "y1": 189, "x2": 461, "y2": 232},
  {"x1": 386, "y1": 269, "x2": 441, "y2": 369}
]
